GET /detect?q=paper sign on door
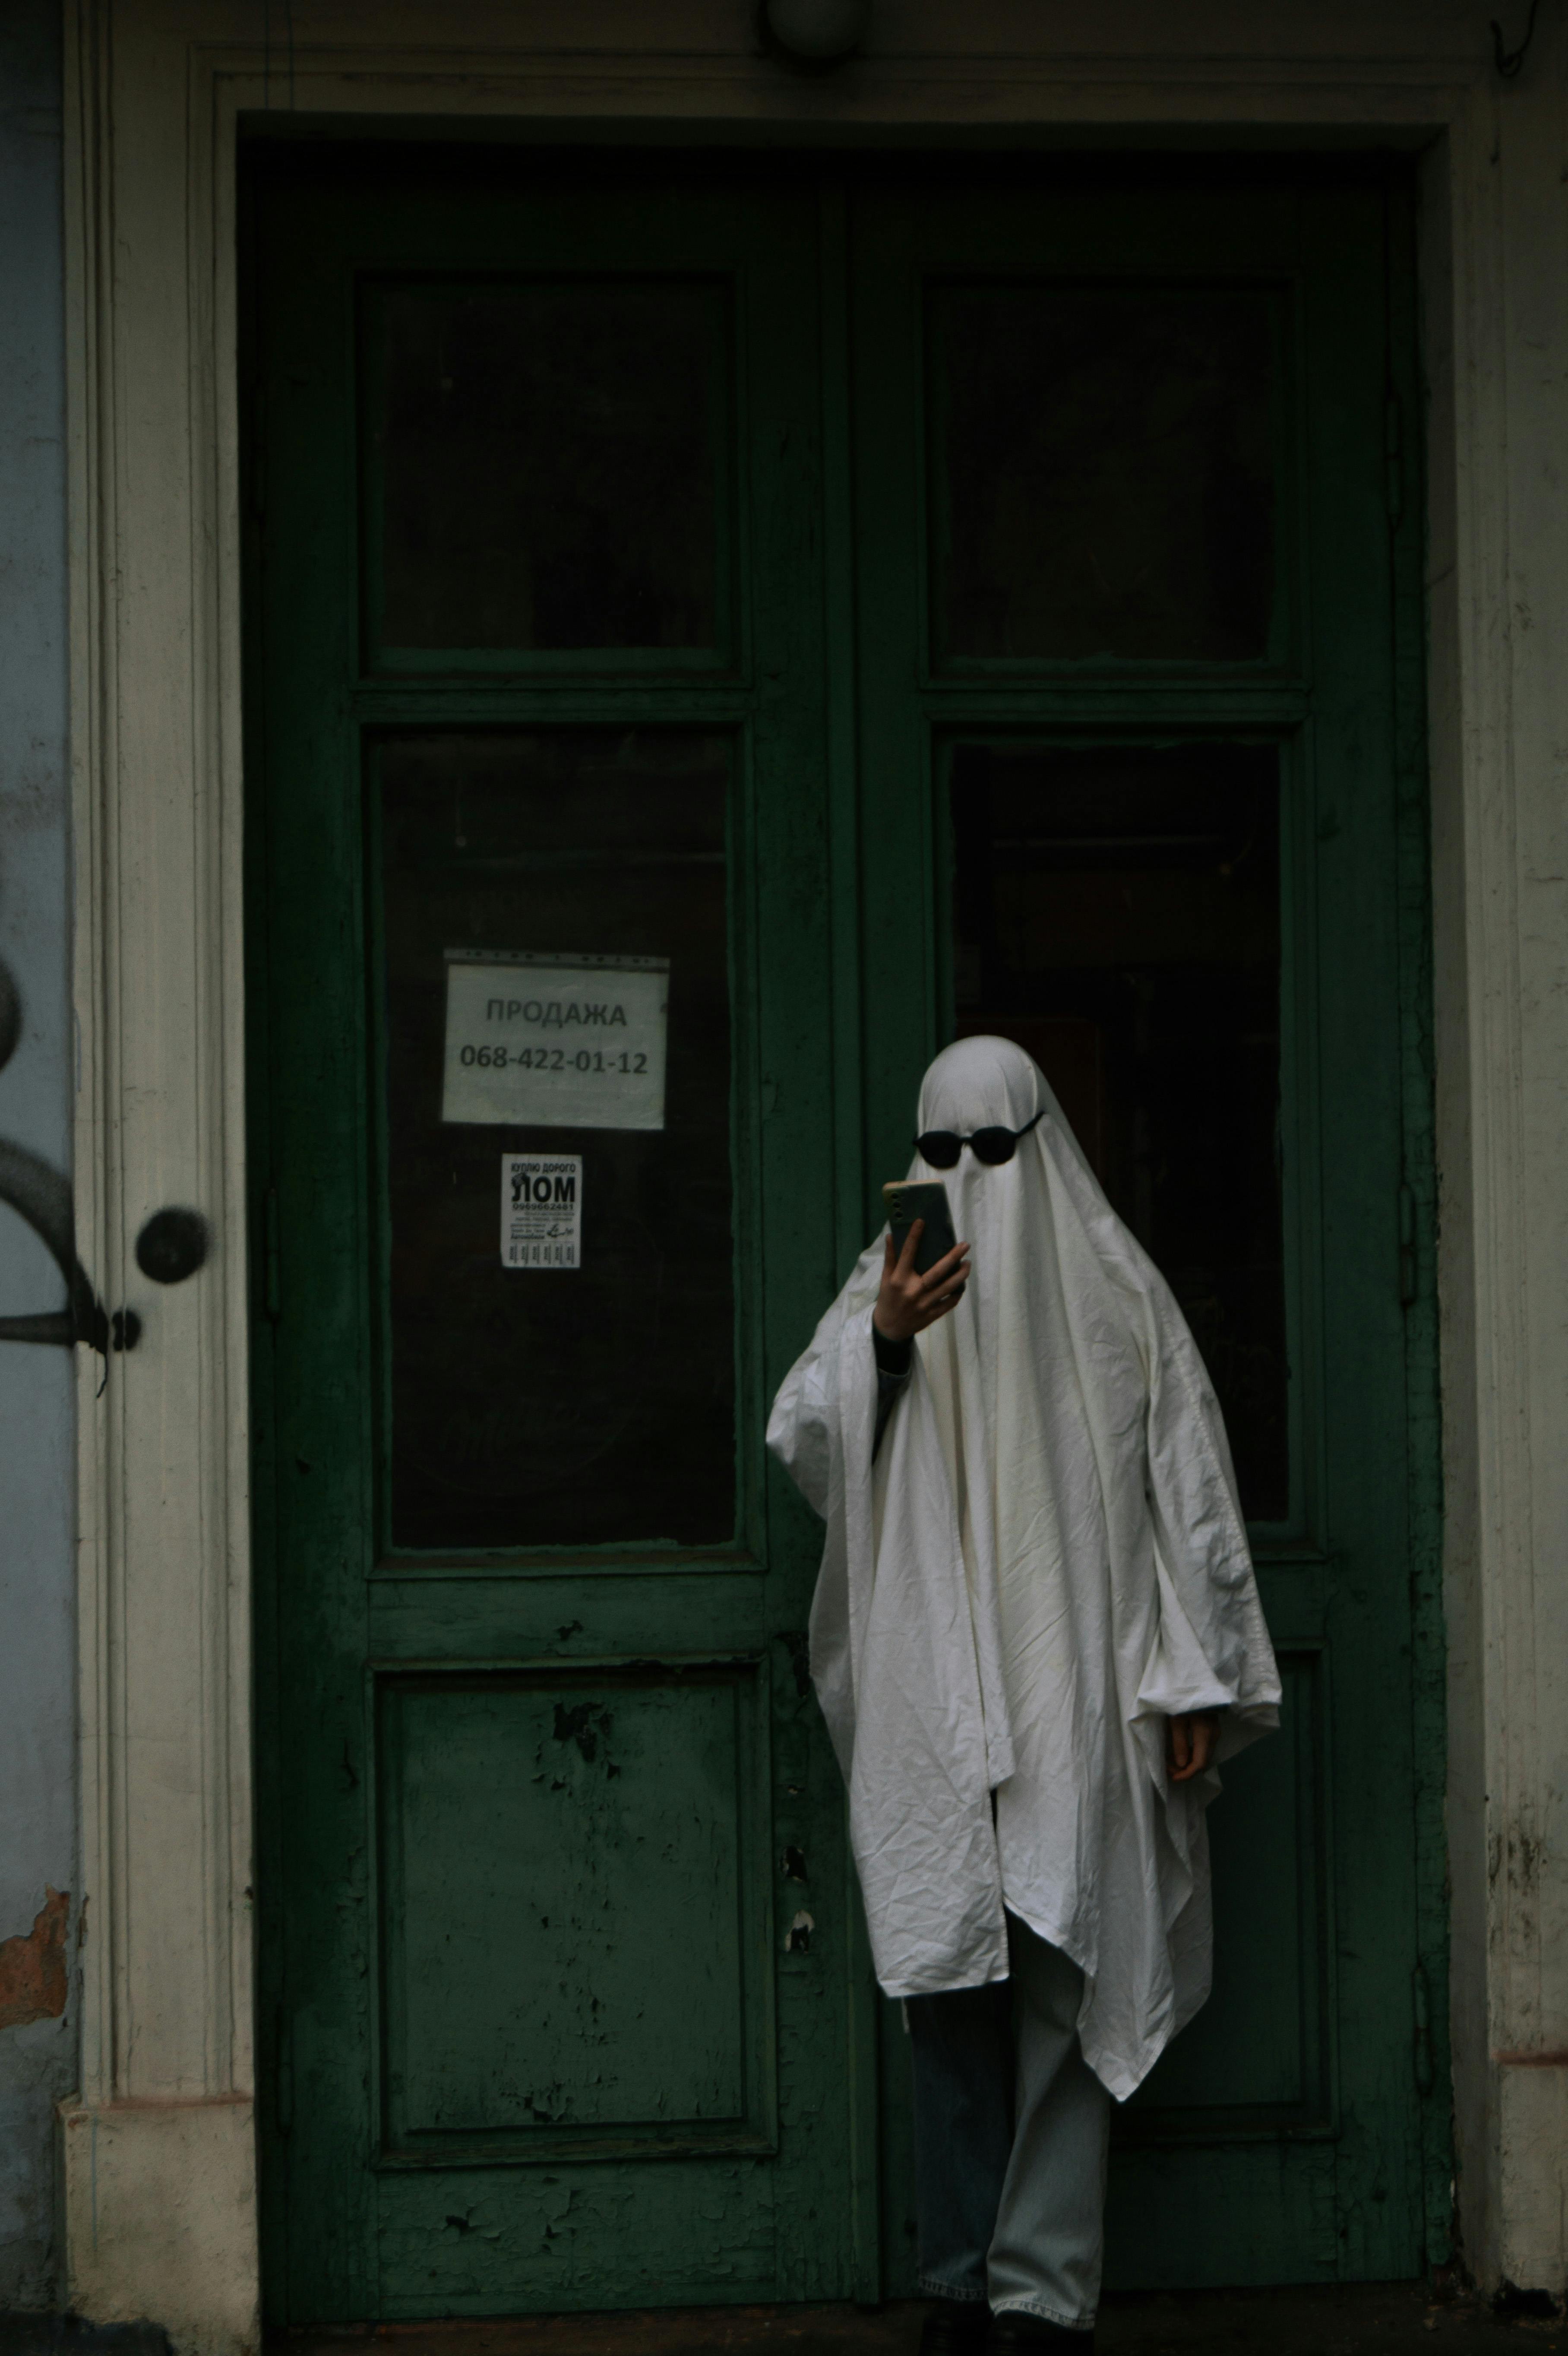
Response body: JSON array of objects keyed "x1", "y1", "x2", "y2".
[
  {"x1": 500, "y1": 1154, "x2": 582, "y2": 1270},
  {"x1": 441, "y1": 950, "x2": 669, "y2": 1130}
]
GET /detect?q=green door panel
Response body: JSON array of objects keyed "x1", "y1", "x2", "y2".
[
  {"x1": 377, "y1": 1666, "x2": 771, "y2": 2157},
  {"x1": 247, "y1": 154, "x2": 857, "y2": 2321},
  {"x1": 247, "y1": 152, "x2": 1442, "y2": 2320},
  {"x1": 849, "y1": 174, "x2": 1441, "y2": 2290}
]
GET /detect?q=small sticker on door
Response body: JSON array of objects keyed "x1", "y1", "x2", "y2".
[
  {"x1": 501, "y1": 1154, "x2": 582, "y2": 1270},
  {"x1": 443, "y1": 951, "x2": 669, "y2": 1129}
]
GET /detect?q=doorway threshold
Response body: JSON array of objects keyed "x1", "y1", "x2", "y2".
[{"x1": 268, "y1": 2286, "x2": 1555, "y2": 2355}]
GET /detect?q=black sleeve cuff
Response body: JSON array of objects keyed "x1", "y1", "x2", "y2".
[{"x1": 872, "y1": 1324, "x2": 913, "y2": 1377}]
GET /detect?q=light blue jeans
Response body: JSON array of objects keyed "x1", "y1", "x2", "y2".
[{"x1": 906, "y1": 1914, "x2": 1111, "y2": 2333}]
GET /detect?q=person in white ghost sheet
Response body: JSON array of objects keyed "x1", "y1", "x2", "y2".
[{"x1": 767, "y1": 1036, "x2": 1280, "y2": 2353}]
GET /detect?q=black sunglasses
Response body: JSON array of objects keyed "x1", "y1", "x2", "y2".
[{"x1": 915, "y1": 1109, "x2": 1043, "y2": 1168}]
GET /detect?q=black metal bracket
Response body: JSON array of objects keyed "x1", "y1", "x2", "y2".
[
  {"x1": 0, "y1": 1140, "x2": 109, "y2": 1353},
  {"x1": 1492, "y1": 0, "x2": 1541, "y2": 77}
]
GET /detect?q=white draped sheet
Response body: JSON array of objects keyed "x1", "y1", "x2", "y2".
[{"x1": 766, "y1": 1036, "x2": 1280, "y2": 2100}]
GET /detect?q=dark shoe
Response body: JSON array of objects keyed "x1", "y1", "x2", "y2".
[
  {"x1": 919, "y1": 2300, "x2": 992, "y2": 2356},
  {"x1": 988, "y1": 2315, "x2": 1094, "y2": 2352}
]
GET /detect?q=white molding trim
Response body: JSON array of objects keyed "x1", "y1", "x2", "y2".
[
  {"x1": 64, "y1": 0, "x2": 113, "y2": 2124},
  {"x1": 61, "y1": 2, "x2": 1568, "y2": 2342}
]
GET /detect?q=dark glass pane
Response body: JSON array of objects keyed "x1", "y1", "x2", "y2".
[
  {"x1": 373, "y1": 284, "x2": 724, "y2": 652},
  {"x1": 377, "y1": 729, "x2": 733, "y2": 1549},
  {"x1": 932, "y1": 290, "x2": 1276, "y2": 663},
  {"x1": 949, "y1": 742, "x2": 1287, "y2": 1520}
]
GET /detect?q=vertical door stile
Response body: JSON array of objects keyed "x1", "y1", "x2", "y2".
[
  {"x1": 1382, "y1": 172, "x2": 1450, "y2": 2269},
  {"x1": 816, "y1": 178, "x2": 883, "y2": 2306}
]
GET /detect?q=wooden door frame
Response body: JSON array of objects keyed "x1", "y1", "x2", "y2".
[{"x1": 61, "y1": 3, "x2": 1568, "y2": 2346}]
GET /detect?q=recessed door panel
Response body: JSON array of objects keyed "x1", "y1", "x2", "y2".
[
  {"x1": 373, "y1": 727, "x2": 737, "y2": 1552},
  {"x1": 378, "y1": 1665, "x2": 768, "y2": 2157},
  {"x1": 1122, "y1": 1648, "x2": 1331, "y2": 2134},
  {"x1": 366, "y1": 276, "x2": 733, "y2": 668},
  {"x1": 945, "y1": 738, "x2": 1289, "y2": 1520},
  {"x1": 929, "y1": 284, "x2": 1283, "y2": 667}
]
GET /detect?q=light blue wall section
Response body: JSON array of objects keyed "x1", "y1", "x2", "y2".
[{"x1": 0, "y1": 0, "x2": 76, "y2": 2312}]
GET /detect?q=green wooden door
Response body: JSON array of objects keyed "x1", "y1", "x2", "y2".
[
  {"x1": 247, "y1": 152, "x2": 869, "y2": 2321},
  {"x1": 250, "y1": 152, "x2": 1442, "y2": 2321},
  {"x1": 850, "y1": 174, "x2": 1445, "y2": 2289}
]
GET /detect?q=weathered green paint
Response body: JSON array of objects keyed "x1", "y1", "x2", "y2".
[
  {"x1": 1385, "y1": 179, "x2": 1453, "y2": 2271},
  {"x1": 247, "y1": 152, "x2": 854, "y2": 2321},
  {"x1": 849, "y1": 170, "x2": 1444, "y2": 2291},
  {"x1": 247, "y1": 149, "x2": 1444, "y2": 2321},
  {"x1": 377, "y1": 1666, "x2": 772, "y2": 2158}
]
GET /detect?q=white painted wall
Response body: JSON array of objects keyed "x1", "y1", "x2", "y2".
[
  {"x1": 0, "y1": 0, "x2": 76, "y2": 2310},
  {"x1": 57, "y1": 0, "x2": 1568, "y2": 2340},
  {"x1": 1432, "y1": 3, "x2": 1568, "y2": 2293}
]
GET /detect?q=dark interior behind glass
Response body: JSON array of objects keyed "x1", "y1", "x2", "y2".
[
  {"x1": 931, "y1": 288, "x2": 1276, "y2": 665},
  {"x1": 948, "y1": 741, "x2": 1287, "y2": 1520},
  {"x1": 376, "y1": 728, "x2": 734, "y2": 1552},
  {"x1": 372, "y1": 282, "x2": 725, "y2": 655}
]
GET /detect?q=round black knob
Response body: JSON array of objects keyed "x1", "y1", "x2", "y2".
[{"x1": 135, "y1": 1206, "x2": 210, "y2": 1285}]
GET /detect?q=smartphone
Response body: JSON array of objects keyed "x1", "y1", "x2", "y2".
[{"x1": 882, "y1": 1180, "x2": 958, "y2": 1276}]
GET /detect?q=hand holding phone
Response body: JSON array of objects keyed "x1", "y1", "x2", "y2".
[
  {"x1": 883, "y1": 1181, "x2": 958, "y2": 1272},
  {"x1": 876, "y1": 1181, "x2": 970, "y2": 1343}
]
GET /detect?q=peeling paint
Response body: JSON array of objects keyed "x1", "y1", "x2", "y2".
[
  {"x1": 782, "y1": 1630, "x2": 811, "y2": 1699},
  {"x1": 784, "y1": 1910, "x2": 814, "y2": 1954},
  {"x1": 1511, "y1": 1827, "x2": 1543, "y2": 1895},
  {"x1": 0, "y1": 1886, "x2": 69, "y2": 2031},
  {"x1": 552, "y1": 1700, "x2": 615, "y2": 1767}
]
